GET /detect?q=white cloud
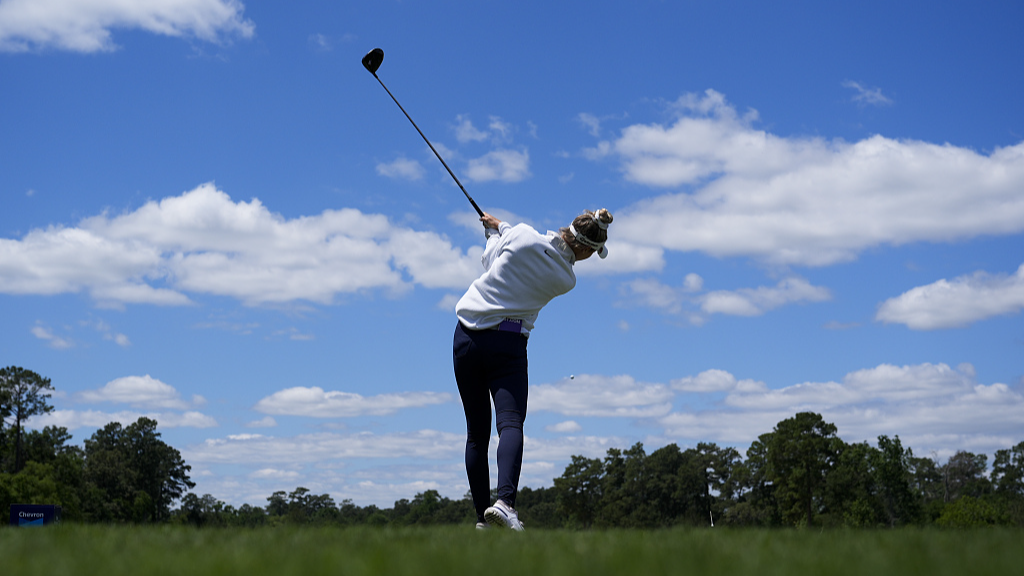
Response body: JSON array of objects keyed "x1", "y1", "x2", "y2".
[
  {"x1": 30, "y1": 409, "x2": 217, "y2": 430},
  {"x1": 625, "y1": 277, "x2": 685, "y2": 315},
  {"x1": 454, "y1": 115, "x2": 489, "y2": 143},
  {"x1": 622, "y1": 275, "x2": 830, "y2": 319},
  {"x1": 546, "y1": 420, "x2": 582, "y2": 433},
  {"x1": 387, "y1": 229, "x2": 485, "y2": 289},
  {"x1": 453, "y1": 114, "x2": 514, "y2": 144},
  {"x1": 602, "y1": 90, "x2": 1024, "y2": 266},
  {"x1": 185, "y1": 430, "x2": 630, "y2": 508},
  {"x1": 582, "y1": 140, "x2": 612, "y2": 161},
  {"x1": 659, "y1": 363, "x2": 1024, "y2": 456},
  {"x1": 523, "y1": 434, "x2": 630, "y2": 462},
  {"x1": 843, "y1": 80, "x2": 893, "y2": 106},
  {"x1": 250, "y1": 468, "x2": 299, "y2": 480},
  {"x1": 683, "y1": 273, "x2": 703, "y2": 292},
  {"x1": 448, "y1": 207, "x2": 531, "y2": 235},
  {"x1": 699, "y1": 277, "x2": 831, "y2": 316},
  {"x1": 188, "y1": 362, "x2": 1024, "y2": 508},
  {"x1": 0, "y1": 224, "x2": 189, "y2": 304},
  {"x1": 672, "y1": 369, "x2": 765, "y2": 393},
  {"x1": 186, "y1": 430, "x2": 464, "y2": 464},
  {"x1": 531, "y1": 374, "x2": 673, "y2": 418},
  {"x1": 465, "y1": 149, "x2": 531, "y2": 183},
  {"x1": 254, "y1": 387, "x2": 452, "y2": 418},
  {"x1": 435, "y1": 293, "x2": 461, "y2": 312},
  {"x1": 92, "y1": 283, "x2": 193, "y2": 307},
  {"x1": 0, "y1": 0, "x2": 254, "y2": 53},
  {"x1": 77, "y1": 375, "x2": 201, "y2": 410},
  {"x1": 876, "y1": 263, "x2": 1024, "y2": 329},
  {"x1": 376, "y1": 157, "x2": 425, "y2": 181},
  {"x1": 246, "y1": 416, "x2": 278, "y2": 428},
  {"x1": 0, "y1": 183, "x2": 486, "y2": 306},
  {"x1": 574, "y1": 240, "x2": 665, "y2": 276}
]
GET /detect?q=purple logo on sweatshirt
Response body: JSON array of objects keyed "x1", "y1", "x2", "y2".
[{"x1": 497, "y1": 318, "x2": 523, "y2": 333}]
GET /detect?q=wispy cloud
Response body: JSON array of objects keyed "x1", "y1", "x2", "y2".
[
  {"x1": 376, "y1": 157, "x2": 425, "y2": 181},
  {"x1": 465, "y1": 149, "x2": 531, "y2": 183},
  {"x1": 577, "y1": 113, "x2": 602, "y2": 137},
  {"x1": 454, "y1": 115, "x2": 490, "y2": 143},
  {"x1": 31, "y1": 409, "x2": 217, "y2": 430},
  {"x1": 441, "y1": 115, "x2": 533, "y2": 182},
  {"x1": 254, "y1": 387, "x2": 452, "y2": 418},
  {"x1": 82, "y1": 318, "x2": 131, "y2": 347},
  {"x1": 842, "y1": 80, "x2": 894, "y2": 106},
  {"x1": 622, "y1": 275, "x2": 830, "y2": 321},
  {"x1": 187, "y1": 430, "x2": 464, "y2": 464},
  {"x1": 307, "y1": 33, "x2": 331, "y2": 52},
  {"x1": 31, "y1": 323, "x2": 73, "y2": 349},
  {"x1": 246, "y1": 416, "x2": 277, "y2": 428}
]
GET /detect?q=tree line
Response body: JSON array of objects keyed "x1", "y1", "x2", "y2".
[
  {"x1": 4, "y1": 366, "x2": 1023, "y2": 528},
  {"x1": 179, "y1": 412, "x2": 1022, "y2": 529},
  {"x1": 550, "y1": 412, "x2": 1023, "y2": 529},
  {"x1": 1, "y1": 367, "x2": 194, "y2": 522}
]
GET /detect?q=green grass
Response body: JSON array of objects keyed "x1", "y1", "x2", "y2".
[{"x1": 1, "y1": 525, "x2": 1020, "y2": 576}]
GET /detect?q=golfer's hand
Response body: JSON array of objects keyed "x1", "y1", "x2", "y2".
[{"x1": 481, "y1": 213, "x2": 502, "y2": 230}]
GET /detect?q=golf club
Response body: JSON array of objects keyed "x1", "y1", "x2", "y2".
[{"x1": 361, "y1": 48, "x2": 485, "y2": 218}]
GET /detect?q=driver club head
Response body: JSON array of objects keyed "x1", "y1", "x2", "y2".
[{"x1": 362, "y1": 48, "x2": 384, "y2": 75}]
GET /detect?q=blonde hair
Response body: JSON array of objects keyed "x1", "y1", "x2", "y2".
[{"x1": 561, "y1": 208, "x2": 613, "y2": 250}]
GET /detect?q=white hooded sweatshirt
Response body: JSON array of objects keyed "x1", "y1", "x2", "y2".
[{"x1": 455, "y1": 221, "x2": 576, "y2": 337}]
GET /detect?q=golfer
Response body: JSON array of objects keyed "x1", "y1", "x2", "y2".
[{"x1": 453, "y1": 208, "x2": 613, "y2": 530}]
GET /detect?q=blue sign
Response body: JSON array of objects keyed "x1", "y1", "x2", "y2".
[{"x1": 9, "y1": 504, "x2": 62, "y2": 527}]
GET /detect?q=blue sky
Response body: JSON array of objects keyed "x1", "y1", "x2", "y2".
[{"x1": 2, "y1": 0, "x2": 1023, "y2": 508}]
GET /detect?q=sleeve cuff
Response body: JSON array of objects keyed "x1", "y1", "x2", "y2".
[{"x1": 485, "y1": 222, "x2": 511, "y2": 239}]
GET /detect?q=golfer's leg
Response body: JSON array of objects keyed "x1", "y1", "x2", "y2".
[
  {"x1": 490, "y1": 339, "x2": 528, "y2": 509},
  {"x1": 453, "y1": 323, "x2": 492, "y2": 523},
  {"x1": 463, "y1": 410, "x2": 492, "y2": 522}
]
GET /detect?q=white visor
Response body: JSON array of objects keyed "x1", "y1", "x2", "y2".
[{"x1": 569, "y1": 224, "x2": 608, "y2": 259}]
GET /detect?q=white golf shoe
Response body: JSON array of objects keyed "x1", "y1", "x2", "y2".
[{"x1": 484, "y1": 499, "x2": 525, "y2": 531}]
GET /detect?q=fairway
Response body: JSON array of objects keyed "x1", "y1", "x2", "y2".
[{"x1": 2, "y1": 526, "x2": 1020, "y2": 576}]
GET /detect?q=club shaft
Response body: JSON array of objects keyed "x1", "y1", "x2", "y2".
[{"x1": 372, "y1": 74, "x2": 484, "y2": 218}]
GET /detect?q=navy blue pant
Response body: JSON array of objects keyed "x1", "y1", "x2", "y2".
[{"x1": 453, "y1": 321, "x2": 528, "y2": 522}]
